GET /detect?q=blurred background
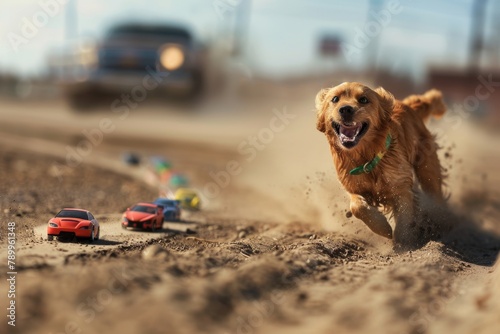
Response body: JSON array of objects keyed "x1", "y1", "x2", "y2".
[
  {"x1": 2, "y1": 3, "x2": 500, "y2": 332},
  {"x1": 1, "y1": 0, "x2": 499, "y2": 108},
  {"x1": 0, "y1": 0, "x2": 498, "y2": 216}
]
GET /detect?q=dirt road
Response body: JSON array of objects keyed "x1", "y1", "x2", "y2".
[{"x1": 0, "y1": 93, "x2": 499, "y2": 334}]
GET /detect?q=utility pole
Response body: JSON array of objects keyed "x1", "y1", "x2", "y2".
[
  {"x1": 232, "y1": 0, "x2": 252, "y2": 57},
  {"x1": 366, "y1": 0, "x2": 383, "y2": 71},
  {"x1": 65, "y1": 0, "x2": 78, "y2": 41},
  {"x1": 468, "y1": 0, "x2": 488, "y2": 73}
]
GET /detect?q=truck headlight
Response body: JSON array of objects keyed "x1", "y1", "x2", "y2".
[
  {"x1": 159, "y1": 45, "x2": 184, "y2": 71},
  {"x1": 77, "y1": 43, "x2": 97, "y2": 68}
]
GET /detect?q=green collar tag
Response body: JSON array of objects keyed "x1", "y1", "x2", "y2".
[{"x1": 349, "y1": 134, "x2": 392, "y2": 176}]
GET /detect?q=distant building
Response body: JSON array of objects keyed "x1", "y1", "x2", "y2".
[{"x1": 428, "y1": 68, "x2": 500, "y2": 124}]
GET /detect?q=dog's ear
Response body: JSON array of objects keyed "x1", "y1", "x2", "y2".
[
  {"x1": 374, "y1": 87, "x2": 394, "y2": 120},
  {"x1": 315, "y1": 88, "x2": 329, "y2": 132}
]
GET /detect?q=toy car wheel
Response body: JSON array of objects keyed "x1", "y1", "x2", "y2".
[
  {"x1": 47, "y1": 235, "x2": 54, "y2": 241},
  {"x1": 95, "y1": 227, "x2": 100, "y2": 241},
  {"x1": 151, "y1": 223, "x2": 156, "y2": 233},
  {"x1": 89, "y1": 227, "x2": 95, "y2": 242}
]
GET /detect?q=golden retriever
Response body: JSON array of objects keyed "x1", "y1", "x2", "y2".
[{"x1": 315, "y1": 82, "x2": 446, "y2": 247}]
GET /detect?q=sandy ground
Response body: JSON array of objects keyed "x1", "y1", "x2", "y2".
[{"x1": 0, "y1": 87, "x2": 499, "y2": 334}]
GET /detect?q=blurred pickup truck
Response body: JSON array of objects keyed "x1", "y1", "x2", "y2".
[{"x1": 50, "y1": 23, "x2": 206, "y2": 109}]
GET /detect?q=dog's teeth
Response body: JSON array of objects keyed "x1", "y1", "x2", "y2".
[{"x1": 340, "y1": 133, "x2": 355, "y2": 142}]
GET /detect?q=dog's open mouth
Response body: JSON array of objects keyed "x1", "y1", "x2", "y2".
[{"x1": 332, "y1": 121, "x2": 369, "y2": 148}]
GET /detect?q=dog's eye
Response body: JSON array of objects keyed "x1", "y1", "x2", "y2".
[
  {"x1": 332, "y1": 96, "x2": 339, "y2": 103},
  {"x1": 358, "y1": 96, "x2": 369, "y2": 104}
]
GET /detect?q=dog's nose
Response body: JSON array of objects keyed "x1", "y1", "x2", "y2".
[{"x1": 339, "y1": 105, "x2": 354, "y2": 116}]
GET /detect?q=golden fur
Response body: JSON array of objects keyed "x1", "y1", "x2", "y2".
[{"x1": 315, "y1": 82, "x2": 446, "y2": 247}]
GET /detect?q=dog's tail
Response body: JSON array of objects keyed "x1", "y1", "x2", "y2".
[{"x1": 403, "y1": 89, "x2": 446, "y2": 122}]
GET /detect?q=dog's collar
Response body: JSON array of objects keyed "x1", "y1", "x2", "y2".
[{"x1": 349, "y1": 134, "x2": 392, "y2": 176}]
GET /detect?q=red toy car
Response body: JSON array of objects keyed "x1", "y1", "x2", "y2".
[
  {"x1": 47, "y1": 208, "x2": 100, "y2": 242},
  {"x1": 121, "y1": 202, "x2": 164, "y2": 231}
]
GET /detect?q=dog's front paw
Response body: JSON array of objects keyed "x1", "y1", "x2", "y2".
[{"x1": 350, "y1": 195, "x2": 393, "y2": 239}]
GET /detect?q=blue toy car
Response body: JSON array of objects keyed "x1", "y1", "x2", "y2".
[{"x1": 153, "y1": 198, "x2": 181, "y2": 222}]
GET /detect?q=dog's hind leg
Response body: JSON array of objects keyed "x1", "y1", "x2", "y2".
[
  {"x1": 414, "y1": 138, "x2": 445, "y2": 202},
  {"x1": 350, "y1": 195, "x2": 393, "y2": 239}
]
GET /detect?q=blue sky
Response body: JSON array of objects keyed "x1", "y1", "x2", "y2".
[{"x1": 0, "y1": 0, "x2": 498, "y2": 80}]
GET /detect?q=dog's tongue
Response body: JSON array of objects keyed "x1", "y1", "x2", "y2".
[{"x1": 340, "y1": 123, "x2": 362, "y2": 141}]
